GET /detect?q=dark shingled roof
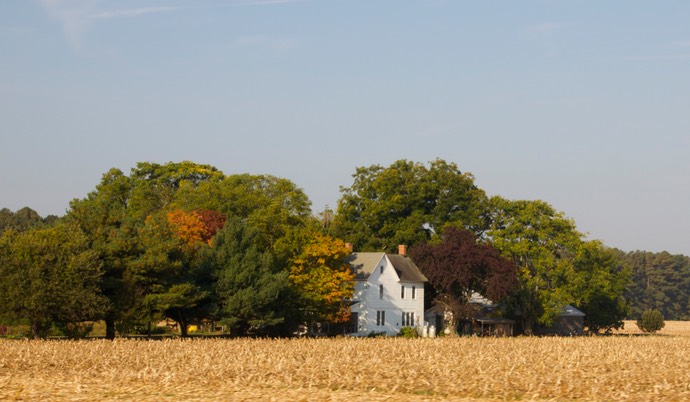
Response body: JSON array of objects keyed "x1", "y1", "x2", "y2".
[
  {"x1": 387, "y1": 255, "x2": 428, "y2": 283},
  {"x1": 347, "y1": 252, "x2": 428, "y2": 283}
]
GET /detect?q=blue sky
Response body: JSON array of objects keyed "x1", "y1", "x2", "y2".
[{"x1": 2, "y1": 0, "x2": 690, "y2": 255}]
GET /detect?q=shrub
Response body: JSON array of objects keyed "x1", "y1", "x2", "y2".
[
  {"x1": 398, "y1": 326, "x2": 418, "y2": 338},
  {"x1": 56, "y1": 322, "x2": 94, "y2": 339},
  {"x1": 636, "y1": 309, "x2": 665, "y2": 334}
]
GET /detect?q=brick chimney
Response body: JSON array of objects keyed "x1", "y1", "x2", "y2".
[{"x1": 398, "y1": 244, "x2": 407, "y2": 256}]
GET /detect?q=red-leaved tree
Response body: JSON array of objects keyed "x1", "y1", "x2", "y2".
[{"x1": 409, "y1": 226, "x2": 518, "y2": 330}]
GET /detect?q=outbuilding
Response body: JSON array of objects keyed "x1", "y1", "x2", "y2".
[{"x1": 534, "y1": 305, "x2": 586, "y2": 336}]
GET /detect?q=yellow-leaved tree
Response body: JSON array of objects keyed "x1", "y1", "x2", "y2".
[{"x1": 289, "y1": 234, "x2": 355, "y2": 325}]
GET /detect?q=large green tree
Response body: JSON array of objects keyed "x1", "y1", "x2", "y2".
[
  {"x1": 486, "y1": 197, "x2": 631, "y2": 334},
  {"x1": 127, "y1": 210, "x2": 220, "y2": 337},
  {"x1": 67, "y1": 168, "x2": 136, "y2": 339},
  {"x1": 0, "y1": 224, "x2": 106, "y2": 338},
  {"x1": 210, "y1": 217, "x2": 292, "y2": 336},
  {"x1": 486, "y1": 197, "x2": 583, "y2": 334},
  {"x1": 570, "y1": 241, "x2": 630, "y2": 333},
  {"x1": 334, "y1": 159, "x2": 489, "y2": 252}
]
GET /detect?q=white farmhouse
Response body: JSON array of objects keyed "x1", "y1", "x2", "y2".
[{"x1": 347, "y1": 245, "x2": 428, "y2": 335}]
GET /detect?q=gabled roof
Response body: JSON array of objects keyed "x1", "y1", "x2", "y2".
[
  {"x1": 387, "y1": 255, "x2": 429, "y2": 283},
  {"x1": 560, "y1": 305, "x2": 586, "y2": 317},
  {"x1": 347, "y1": 252, "x2": 385, "y2": 280},
  {"x1": 347, "y1": 252, "x2": 428, "y2": 283}
]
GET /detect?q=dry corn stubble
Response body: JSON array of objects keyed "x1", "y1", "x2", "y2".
[{"x1": 2, "y1": 322, "x2": 690, "y2": 401}]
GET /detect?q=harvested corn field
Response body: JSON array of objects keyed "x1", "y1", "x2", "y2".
[{"x1": 2, "y1": 326, "x2": 690, "y2": 401}]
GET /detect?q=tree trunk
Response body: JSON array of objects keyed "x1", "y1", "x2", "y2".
[
  {"x1": 31, "y1": 321, "x2": 47, "y2": 339},
  {"x1": 179, "y1": 321, "x2": 188, "y2": 337},
  {"x1": 178, "y1": 314, "x2": 188, "y2": 337},
  {"x1": 105, "y1": 318, "x2": 116, "y2": 340},
  {"x1": 522, "y1": 318, "x2": 534, "y2": 336}
]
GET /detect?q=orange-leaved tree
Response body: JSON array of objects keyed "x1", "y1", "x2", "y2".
[
  {"x1": 166, "y1": 209, "x2": 227, "y2": 250},
  {"x1": 289, "y1": 234, "x2": 355, "y2": 324}
]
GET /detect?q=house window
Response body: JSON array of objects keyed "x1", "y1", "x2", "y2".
[
  {"x1": 401, "y1": 285, "x2": 405, "y2": 299},
  {"x1": 380, "y1": 265, "x2": 384, "y2": 274},
  {"x1": 379, "y1": 284, "x2": 384, "y2": 299},
  {"x1": 402, "y1": 312, "x2": 415, "y2": 327},
  {"x1": 412, "y1": 286, "x2": 416, "y2": 299},
  {"x1": 349, "y1": 312, "x2": 359, "y2": 333},
  {"x1": 376, "y1": 310, "x2": 385, "y2": 326}
]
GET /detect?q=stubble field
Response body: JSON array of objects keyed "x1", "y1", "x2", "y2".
[{"x1": 1, "y1": 321, "x2": 690, "y2": 401}]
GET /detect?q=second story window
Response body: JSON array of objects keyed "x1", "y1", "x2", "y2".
[
  {"x1": 401, "y1": 285, "x2": 405, "y2": 299},
  {"x1": 412, "y1": 286, "x2": 416, "y2": 299},
  {"x1": 379, "y1": 284, "x2": 384, "y2": 299}
]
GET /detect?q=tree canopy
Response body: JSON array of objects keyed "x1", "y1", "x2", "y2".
[
  {"x1": 334, "y1": 159, "x2": 489, "y2": 252},
  {"x1": 485, "y1": 197, "x2": 584, "y2": 333},
  {"x1": 569, "y1": 241, "x2": 630, "y2": 333},
  {"x1": 0, "y1": 207, "x2": 57, "y2": 234}
]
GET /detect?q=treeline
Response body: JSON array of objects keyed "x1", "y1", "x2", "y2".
[
  {"x1": 617, "y1": 250, "x2": 690, "y2": 320},
  {"x1": 0, "y1": 207, "x2": 58, "y2": 232},
  {"x1": 0, "y1": 162, "x2": 354, "y2": 339},
  {"x1": 1, "y1": 159, "x2": 688, "y2": 338}
]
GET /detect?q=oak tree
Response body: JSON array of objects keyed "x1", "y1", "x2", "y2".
[
  {"x1": 334, "y1": 159, "x2": 489, "y2": 252},
  {"x1": 486, "y1": 197, "x2": 582, "y2": 334}
]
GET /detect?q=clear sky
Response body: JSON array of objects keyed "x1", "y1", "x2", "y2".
[{"x1": 2, "y1": 0, "x2": 690, "y2": 255}]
